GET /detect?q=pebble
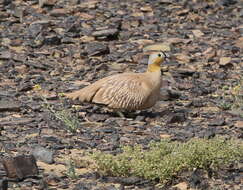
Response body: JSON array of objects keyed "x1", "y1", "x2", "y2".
[
  {"x1": 85, "y1": 42, "x2": 110, "y2": 56},
  {"x1": 167, "y1": 113, "x2": 186, "y2": 124},
  {"x1": 2, "y1": 155, "x2": 38, "y2": 180},
  {"x1": 0, "y1": 100, "x2": 21, "y2": 112},
  {"x1": 32, "y1": 146, "x2": 54, "y2": 164},
  {"x1": 92, "y1": 28, "x2": 119, "y2": 39}
]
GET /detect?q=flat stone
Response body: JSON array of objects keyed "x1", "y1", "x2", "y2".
[
  {"x1": 0, "y1": 118, "x2": 35, "y2": 126},
  {"x1": 85, "y1": 42, "x2": 110, "y2": 56},
  {"x1": 106, "y1": 176, "x2": 142, "y2": 185},
  {"x1": 208, "y1": 118, "x2": 225, "y2": 126},
  {"x1": 39, "y1": 0, "x2": 56, "y2": 8},
  {"x1": 0, "y1": 51, "x2": 11, "y2": 60},
  {"x1": 234, "y1": 121, "x2": 243, "y2": 128},
  {"x1": 32, "y1": 146, "x2": 54, "y2": 164},
  {"x1": 167, "y1": 113, "x2": 186, "y2": 123},
  {"x1": 143, "y1": 43, "x2": 171, "y2": 52},
  {"x1": 0, "y1": 100, "x2": 21, "y2": 112},
  {"x1": 44, "y1": 35, "x2": 61, "y2": 45},
  {"x1": 49, "y1": 8, "x2": 68, "y2": 17},
  {"x1": 2, "y1": 155, "x2": 38, "y2": 180},
  {"x1": 92, "y1": 28, "x2": 119, "y2": 39}
]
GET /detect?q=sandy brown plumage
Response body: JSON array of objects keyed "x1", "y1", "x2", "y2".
[{"x1": 65, "y1": 52, "x2": 166, "y2": 111}]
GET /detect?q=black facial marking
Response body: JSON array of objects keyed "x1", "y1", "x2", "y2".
[{"x1": 162, "y1": 51, "x2": 167, "y2": 59}]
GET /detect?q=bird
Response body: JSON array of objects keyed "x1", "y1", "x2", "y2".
[{"x1": 65, "y1": 52, "x2": 167, "y2": 113}]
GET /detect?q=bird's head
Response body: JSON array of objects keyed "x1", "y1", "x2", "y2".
[{"x1": 147, "y1": 52, "x2": 167, "y2": 72}]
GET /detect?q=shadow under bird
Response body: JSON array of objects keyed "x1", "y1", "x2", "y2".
[{"x1": 65, "y1": 52, "x2": 167, "y2": 112}]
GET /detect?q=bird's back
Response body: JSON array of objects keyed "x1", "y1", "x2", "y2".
[{"x1": 66, "y1": 71, "x2": 161, "y2": 111}]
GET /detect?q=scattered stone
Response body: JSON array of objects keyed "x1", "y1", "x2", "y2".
[
  {"x1": 192, "y1": 30, "x2": 204, "y2": 38},
  {"x1": 0, "y1": 51, "x2": 11, "y2": 60},
  {"x1": 202, "y1": 128, "x2": 216, "y2": 139},
  {"x1": 106, "y1": 176, "x2": 142, "y2": 185},
  {"x1": 0, "y1": 100, "x2": 21, "y2": 112},
  {"x1": 208, "y1": 118, "x2": 225, "y2": 126},
  {"x1": 84, "y1": 42, "x2": 110, "y2": 56},
  {"x1": 189, "y1": 169, "x2": 208, "y2": 189},
  {"x1": 173, "y1": 182, "x2": 188, "y2": 190},
  {"x1": 143, "y1": 43, "x2": 171, "y2": 52},
  {"x1": 39, "y1": 0, "x2": 56, "y2": 8},
  {"x1": 167, "y1": 113, "x2": 186, "y2": 123},
  {"x1": 18, "y1": 82, "x2": 33, "y2": 92},
  {"x1": 49, "y1": 8, "x2": 69, "y2": 17},
  {"x1": 234, "y1": 121, "x2": 243, "y2": 128},
  {"x1": 73, "y1": 182, "x2": 97, "y2": 190},
  {"x1": 92, "y1": 28, "x2": 119, "y2": 40},
  {"x1": 219, "y1": 57, "x2": 231, "y2": 66},
  {"x1": 32, "y1": 146, "x2": 54, "y2": 164},
  {"x1": 12, "y1": 5, "x2": 24, "y2": 22},
  {"x1": 176, "y1": 69, "x2": 196, "y2": 76},
  {"x1": 0, "y1": 118, "x2": 35, "y2": 126},
  {"x1": 2, "y1": 155, "x2": 38, "y2": 180},
  {"x1": 44, "y1": 35, "x2": 61, "y2": 45},
  {"x1": 175, "y1": 53, "x2": 190, "y2": 64}
]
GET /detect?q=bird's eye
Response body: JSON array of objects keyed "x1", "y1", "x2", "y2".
[{"x1": 158, "y1": 53, "x2": 161, "y2": 57}]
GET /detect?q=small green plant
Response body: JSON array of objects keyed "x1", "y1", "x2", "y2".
[
  {"x1": 53, "y1": 109, "x2": 80, "y2": 133},
  {"x1": 42, "y1": 97, "x2": 80, "y2": 133},
  {"x1": 92, "y1": 137, "x2": 243, "y2": 186},
  {"x1": 66, "y1": 160, "x2": 78, "y2": 180},
  {"x1": 218, "y1": 78, "x2": 243, "y2": 114},
  {"x1": 231, "y1": 78, "x2": 243, "y2": 110}
]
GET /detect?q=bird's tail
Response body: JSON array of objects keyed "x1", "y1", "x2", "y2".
[{"x1": 65, "y1": 85, "x2": 99, "y2": 102}]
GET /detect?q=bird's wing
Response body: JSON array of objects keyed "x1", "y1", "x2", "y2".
[{"x1": 92, "y1": 73, "x2": 152, "y2": 110}]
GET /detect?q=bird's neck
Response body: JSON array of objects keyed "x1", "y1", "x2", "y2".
[{"x1": 147, "y1": 63, "x2": 161, "y2": 73}]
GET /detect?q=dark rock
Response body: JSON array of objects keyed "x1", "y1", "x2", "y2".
[
  {"x1": 29, "y1": 24, "x2": 43, "y2": 37},
  {"x1": 160, "y1": 89, "x2": 181, "y2": 101},
  {"x1": 42, "y1": 135, "x2": 60, "y2": 143},
  {"x1": 49, "y1": 8, "x2": 68, "y2": 17},
  {"x1": 106, "y1": 176, "x2": 142, "y2": 185},
  {"x1": 73, "y1": 182, "x2": 97, "y2": 190},
  {"x1": 39, "y1": 0, "x2": 56, "y2": 8},
  {"x1": 0, "y1": 0, "x2": 11, "y2": 6},
  {"x1": 0, "y1": 51, "x2": 11, "y2": 60},
  {"x1": 208, "y1": 118, "x2": 225, "y2": 126},
  {"x1": 44, "y1": 35, "x2": 61, "y2": 45},
  {"x1": 167, "y1": 113, "x2": 186, "y2": 123},
  {"x1": 177, "y1": 69, "x2": 196, "y2": 76},
  {"x1": 168, "y1": 89, "x2": 181, "y2": 99},
  {"x1": 69, "y1": 0, "x2": 80, "y2": 5},
  {"x1": 92, "y1": 28, "x2": 119, "y2": 40},
  {"x1": 12, "y1": 6, "x2": 24, "y2": 22},
  {"x1": 0, "y1": 100, "x2": 21, "y2": 112},
  {"x1": 218, "y1": 0, "x2": 237, "y2": 6},
  {"x1": 135, "y1": 115, "x2": 145, "y2": 121},
  {"x1": 189, "y1": 169, "x2": 209, "y2": 189},
  {"x1": 18, "y1": 82, "x2": 33, "y2": 92},
  {"x1": 201, "y1": 128, "x2": 216, "y2": 139},
  {"x1": 0, "y1": 118, "x2": 35, "y2": 126},
  {"x1": 32, "y1": 146, "x2": 54, "y2": 164},
  {"x1": 191, "y1": 99, "x2": 204, "y2": 107},
  {"x1": 0, "y1": 178, "x2": 8, "y2": 190},
  {"x1": 61, "y1": 37, "x2": 75, "y2": 44},
  {"x1": 84, "y1": 42, "x2": 110, "y2": 56},
  {"x1": 25, "y1": 60, "x2": 52, "y2": 70},
  {"x1": 2, "y1": 155, "x2": 38, "y2": 180}
]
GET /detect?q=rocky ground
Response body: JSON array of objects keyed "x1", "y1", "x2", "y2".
[{"x1": 0, "y1": 0, "x2": 242, "y2": 189}]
